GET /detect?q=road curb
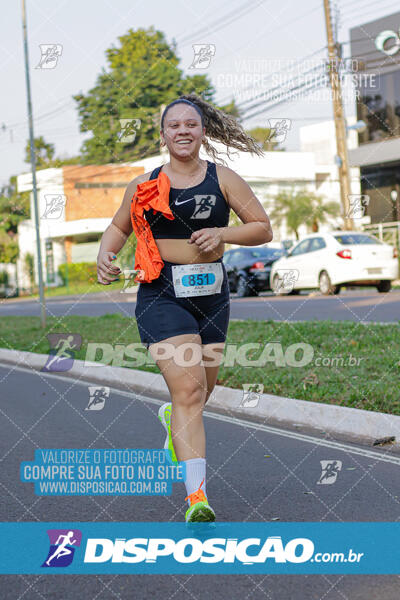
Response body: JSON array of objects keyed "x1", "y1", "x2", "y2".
[{"x1": 0, "y1": 348, "x2": 398, "y2": 445}]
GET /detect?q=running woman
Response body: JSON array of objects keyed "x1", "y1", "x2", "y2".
[{"x1": 97, "y1": 93, "x2": 273, "y2": 522}]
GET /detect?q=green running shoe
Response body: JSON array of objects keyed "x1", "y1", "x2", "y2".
[
  {"x1": 158, "y1": 402, "x2": 178, "y2": 464},
  {"x1": 185, "y1": 478, "x2": 216, "y2": 523}
]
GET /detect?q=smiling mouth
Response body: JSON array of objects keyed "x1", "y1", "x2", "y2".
[{"x1": 175, "y1": 140, "x2": 193, "y2": 145}]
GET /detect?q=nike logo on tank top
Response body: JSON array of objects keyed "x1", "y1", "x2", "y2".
[{"x1": 143, "y1": 160, "x2": 230, "y2": 239}]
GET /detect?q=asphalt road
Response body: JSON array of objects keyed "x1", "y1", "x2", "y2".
[
  {"x1": 1, "y1": 288, "x2": 399, "y2": 322},
  {"x1": 0, "y1": 364, "x2": 399, "y2": 599}
]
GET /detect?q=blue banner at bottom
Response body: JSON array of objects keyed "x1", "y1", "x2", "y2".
[{"x1": 0, "y1": 522, "x2": 398, "y2": 574}]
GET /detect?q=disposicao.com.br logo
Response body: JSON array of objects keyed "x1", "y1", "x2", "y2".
[
  {"x1": 83, "y1": 535, "x2": 363, "y2": 566},
  {"x1": 1, "y1": 522, "x2": 391, "y2": 574}
]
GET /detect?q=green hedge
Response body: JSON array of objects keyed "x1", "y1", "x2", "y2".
[
  {"x1": 58, "y1": 262, "x2": 97, "y2": 285},
  {"x1": 0, "y1": 271, "x2": 9, "y2": 285}
]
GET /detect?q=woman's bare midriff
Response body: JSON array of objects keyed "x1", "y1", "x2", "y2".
[{"x1": 155, "y1": 238, "x2": 225, "y2": 264}]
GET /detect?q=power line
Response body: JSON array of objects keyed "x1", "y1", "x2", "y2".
[
  {"x1": 242, "y1": 79, "x2": 328, "y2": 121},
  {"x1": 357, "y1": 57, "x2": 400, "y2": 68},
  {"x1": 340, "y1": 37, "x2": 375, "y2": 44},
  {"x1": 225, "y1": 61, "x2": 328, "y2": 117},
  {"x1": 237, "y1": 63, "x2": 328, "y2": 114},
  {"x1": 217, "y1": 45, "x2": 327, "y2": 108},
  {"x1": 5, "y1": 99, "x2": 75, "y2": 130},
  {"x1": 241, "y1": 74, "x2": 328, "y2": 121},
  {"x1": 177, "y1": 0, "x2": 267, "y2": 46},
  {"x1": 214, "y1": 1, "x2": 323, "y2": 78},
  {"x1": 10, "y1": 3, "x2": 261, "y2": 135},
  {"x1": 10, "y1": 3, "x2": 264, "y2": 134}
]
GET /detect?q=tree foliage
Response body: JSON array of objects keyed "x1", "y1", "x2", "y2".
[
  {"x1": 24, "y1": 135, "x2": 55, "y2": 168},
  {"x1": 24, "y1": 135, "x2": 80, "y2": 168},
  {"x1": 246, "y1": 127, "x2": 280, "y2": 151},
  {"x1": 73, "y1": 27, "x2": 223, "y2": 164},
  {"x1": 0, "y1": 176, "x2": 31, "y2": 263},
  {"x1": 270, "y1": 189, "x2": 340, "y2": 239},
  {"x1": 0, "y1": 230, "x2": 18, "y2": 263}
]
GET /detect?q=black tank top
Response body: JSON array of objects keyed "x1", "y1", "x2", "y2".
[{"x1": 143, "y1": 160, "x2": 230, "y2": 239}]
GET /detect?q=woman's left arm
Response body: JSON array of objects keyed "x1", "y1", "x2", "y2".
[{"x1": 188, "y1": 167, "x2": 273, "y2": 252}]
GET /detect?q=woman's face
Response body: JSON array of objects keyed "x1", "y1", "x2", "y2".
[{"x1": 160, "y1": 103, "x2": 205, "y2": 160}]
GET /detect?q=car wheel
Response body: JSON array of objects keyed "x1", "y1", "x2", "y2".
[
  {"x1": 377, "y1": 280, "x2": 391, "y2": 293},
  {"x1": 319, "y1": 271, "x2": 340, "y2": 295},
  {"x1": 248, "y1": 280, "x2": 258, "y2": 296},
  {"x1": 272, "y1": 273, "x2": 288, "y2": 295},
  {"x1": 236, "y1": 275, "x2": 249, "y2": 298}
]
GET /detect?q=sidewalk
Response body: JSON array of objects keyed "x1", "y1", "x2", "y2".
[
  {"x1": 0, "y1": 348, "x2": 399, "y2": 449},
  {"x1": 1, "y1": 289, "x2": 137, "y2": 304}
]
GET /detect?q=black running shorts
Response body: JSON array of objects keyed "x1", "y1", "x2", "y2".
[{"x1": 135, "y1": 258, "x2": 230, "y2": 348}]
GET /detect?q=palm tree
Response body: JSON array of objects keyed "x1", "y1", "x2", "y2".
[
  {"x1": 270, "y1": 188, "x2": 340, "y2": 240},
  {"x1": 307, "y1": 194, "x2": 340, "y2": 232}
]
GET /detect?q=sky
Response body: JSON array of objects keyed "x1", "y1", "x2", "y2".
[{"x1": 1, "y1": 0, "x2": 399, "y2": 186}]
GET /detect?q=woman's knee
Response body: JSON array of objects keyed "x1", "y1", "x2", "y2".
[{"x1": 173, "y1": 378, "x2": 207, "y2": 409}]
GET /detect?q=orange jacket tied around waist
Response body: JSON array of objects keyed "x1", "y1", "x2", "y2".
[{"x1": 130, "y1": 171, "x2": 174, "y2": 283}]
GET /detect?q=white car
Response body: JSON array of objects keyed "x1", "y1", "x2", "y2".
[{"x1": 270, "y1": 231, "x2": 399, "y2": 295}]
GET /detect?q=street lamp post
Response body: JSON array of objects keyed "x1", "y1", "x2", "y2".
[{"x1": 21, "y1": 0, "x2": 46, "y2": 327}]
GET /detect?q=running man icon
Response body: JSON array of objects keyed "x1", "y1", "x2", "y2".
[
  {"x1": 42, "y1": 334, "x2": 82, "y2": 372},
  {"x1": 42, "y1": 529, "x2": 82, "y2": 568},
  {"x1": 190, "y1": 195, "x2": 216, "y2": 219},
  {"x1": 46, "y1": 532, "x2": 76, "y2": 565}
]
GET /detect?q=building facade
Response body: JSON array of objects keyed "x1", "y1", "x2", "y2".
[
  {"x1": 349, "y1": 11, "x2": 400, "y2": 226},
  {"x1": 17, "y1": 143, "x2": 352, "y2": 287},
  {"x1": 17, "y1": 164, "x2": 144, "y2": 289}
]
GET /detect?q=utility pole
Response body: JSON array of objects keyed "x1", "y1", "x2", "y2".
[
  {"x1": 323, "y1": 0, "x2": 354, "y2": 230},
  {"x1": 21, "y1": 0, "x2": 46, "y2": 327}
]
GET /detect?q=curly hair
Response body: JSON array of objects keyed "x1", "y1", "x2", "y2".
[{"x1": 161, "y1": 92, "x2": 264, "y2": 166}]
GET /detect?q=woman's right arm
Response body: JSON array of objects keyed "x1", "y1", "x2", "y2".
[{"x1": 97, "y1": 176, "x2": 143, "y2": 285}]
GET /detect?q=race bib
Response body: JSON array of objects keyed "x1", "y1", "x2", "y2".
[{"x1": 172, "y1": 263, "x2": 223, "y2": 297}]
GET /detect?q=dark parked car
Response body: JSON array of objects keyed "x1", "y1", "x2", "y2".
[{"x1": 223, "y1": 246, "x2": 284, "y2": 297}]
